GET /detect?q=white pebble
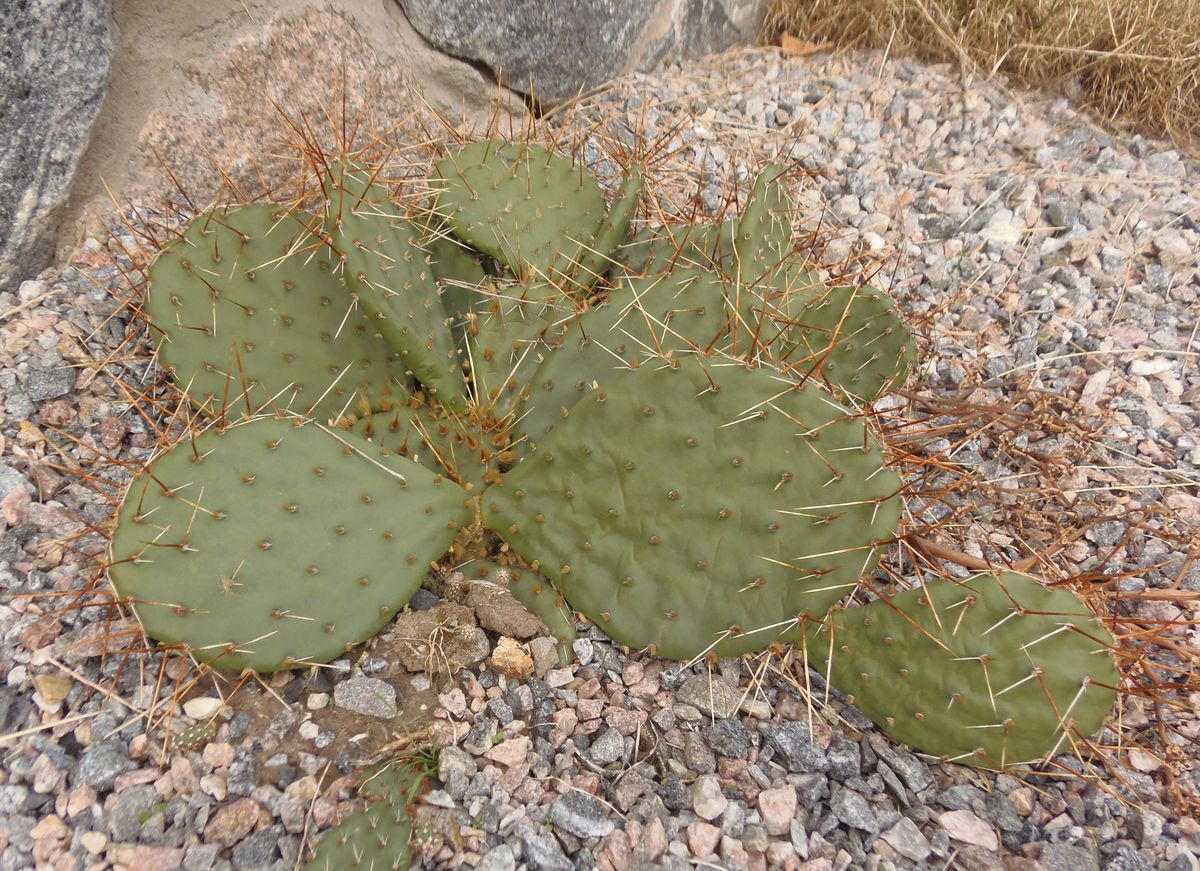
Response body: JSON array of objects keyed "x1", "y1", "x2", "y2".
[{"x1": 183, "y1": 697, "x2": 223, "y2": 720}]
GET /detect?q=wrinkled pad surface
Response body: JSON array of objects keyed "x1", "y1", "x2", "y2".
[{"x1": 485, "y1": 359, "x2": 902, "y2": 659}]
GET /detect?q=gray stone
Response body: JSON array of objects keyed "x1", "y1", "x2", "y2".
[
  {"x1": 761, "y1": 722, "x2": 828, "y2": 773},
  {"x1": 587, "y1": 729, "x2": 626, "y2": 766},
  {"x1": 183, "y1": 843, "x2": 221, "y2": 871},
  {"x1": 677, "y1": 673, "x2": 743, "y2": 718},
  {"x1": 0, "y1": 0, "x2": 113, "y2": 290},
  {"x1": 794, "y1": 773, "x2": 830, "y2": 806},
  {"x1": 706, "y1": 719, "x2": 751, "y2": 758},
  {"x1": 549, "y1": 790, "x2": 615, "y2": 839},
  {"x1": 683, "y1": 731, "x2": 716, "y2": 774},
  {"x1": 983, "y1": 793, "x2": 1023, "y2": 833},
  {"x1": 826, "y1": 738, "x2": 861, "y2": 780},
  {"x1": 333, "y1": 677, "x2": 398, "y2": 718},
  {"x1": 438, "y1": 746, "x2": 477, "y2": 801},
  {"x1": 0, "y1": 785, "x2": 29, "y2": 815},
  {"x1": 477, "y1": 843, "x2": 516, "y2": 871},
  {"x1": 613, "y1": 771, "x2": 652, "y2": 812},
  {"x1": 409, "y1": 588, "x2": 439, "y2": 610},
  {"x1": 873, "y1": 742, "x2": 934, "y2": 794},
  {"x1": 108, "y1": 784, "x2": 161, "y2": 842},
  {"x1": 226, "y1": 749, "x2": 260, "y2": 797},
  {"x1": 881, "y1": 817, "x2": 931, "y2": 862},
  {"x1": 463, "y1": 718, "x2": 494, "y2": 755},
  {"x1": 397, "y1": 0, "x2": 763, "y2": 104},
  {"x1": 1127, "y1": 809, "x2": 1165, "y2": 847},
  {"x1": 73, "y1": 739, "x2": 136, "y2": 792},
  {"x1": 0, "y1": 468, "x2": 31, "y2": 503},
  {"x1": 1103, "y1": 844, "x2": 1155, "y2": 871},
  {"x1": 742, "y1": 824, "x2": 769, "y2": 852},
  {"x1": 517, "y1": 827, "x2": 573, "y2": 871},
  {"x1": 231, "y1": 824, "x2": 283, "y2": 869},
  {"x1": 1040, "y1": 844, "x2": 1100, "y2": 871},
  {"x1": 25, "y1": 365, "x2": 75, "y2": 401},
  {"x1": 830, "y1": 787, "x2": 878, "y2": 833}
]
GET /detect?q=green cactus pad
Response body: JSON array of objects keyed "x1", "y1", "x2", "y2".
[
  {"x1": 617, "y1": 221, "x2": 737, "y2": 276},
  {"x1": 803, "y1": 572, "x2": 1119, "y2": 769},
  {"x1": 735, "y1": 163, "x2": 793, "y2": 286},
  {"x1": 347, "y1": 402, "x2": 497, "y2": 494},
  {"x1": 173, "y1": 722, "x2": 216, "y2": 752},
  {"x1": 570, "y1": 166, "x2": 644, "y2": 293},
  {"x1": 514, "y1": 266, "x2": 761, "y2": 451},
  {"x1": 427, "y1": 233, "x2": 489, "y2": 344},
  {"x1": 484, "y1": 359, "x2": 902, "y2": 659},
  {"x1": 144, "y1": 204, "x2": 410, "y2": 421},
  {"x1": 464, "y1": 291, "x2": 568, "y2": 420},
  {"x1": 307, "y1": 759, "x2": 426, "y2": 871},
  {"x1": 430, "y1": 140, "x2": 607, "y2": 285},
  {"x1": 324, "y1": 170, "x2": 469, "y2": 411},
  {"x1": 775, "y1": 282, "x2": 918, "y2": 404},
  {"x1": 109, "y1": 416, "x2": 472, "y2": 672}
]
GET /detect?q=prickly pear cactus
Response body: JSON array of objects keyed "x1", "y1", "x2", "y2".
[
  {"x1": 773, "y1": 280, "x2": 917, "y2": 404},
  {"x1": 430, "y1": 140, "x2": 609, "y2": 291},
  {"x1": 803, "y1": 572, "x2": 1120, "y2": 768},
  {"x1": 307, "y1": 759, "x2": 427, "y2": 871},
  {"x1": 323, "y1": 164, "x2": 471, "y2": 411},
  {"x1": 346, "y1": 401, "x2": 499, "y2": 495},
  {"x1": 113, "y1": 135, "x2": 1119, "y2": 772}
]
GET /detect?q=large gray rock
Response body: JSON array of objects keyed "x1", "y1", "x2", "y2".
[
  {"x1": 397, "y1": 0, "x2": 764, "y2": 103},
  {"x1": 70, "y1": 0, "x2": 522, "y2": 218},
  {"x1": 0, "y1": 0, "x2": 113, "y2": 291}
]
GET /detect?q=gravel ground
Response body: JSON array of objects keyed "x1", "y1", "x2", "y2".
[{"x1": 1, "y1": 46, "x2": 1198, "y2": 871}]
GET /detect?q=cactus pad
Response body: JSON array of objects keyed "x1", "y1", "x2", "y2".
[
  {"x1": 804, "y1": 571, "x2": 1119, "y2": 769},
  {"x1": 514, "y1": 266, "x2": 757, "y2": 450},
  {"x1": 109, "y1": 416, "x2": 472, "y2": 672},
  {"x1": 775, "y1": 282, "x2": 918, "y2": 404},
  {"x1": 145, "y1": 204, "x2": 409, "y2": 421},
  {"x1": 735, "y1": 164, "x2": 793, "y2": 286},
  {"x1": 307, "y1": 759, "x2": 426, "y2": 871},
  {"x1": 431, "y1": 140, "x2": 607, "y2": 285},
  {"x1": 617, "y1": 221, "x2": 737, "y2": 277},
  {"x1": 324, "y1": 170, "x2": 469, "y2": 410},
  {"x1": 428, "y1": 233, "x2": 489, "y2": 346},
  {"x1": 570, "y1": 166, "x2": 644, "y2": 292},
  {"x1": 484, "y1": 359, "x2": 902, "y2": 659}
]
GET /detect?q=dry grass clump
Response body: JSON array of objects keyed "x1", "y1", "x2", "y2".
[{"x1": 764, "y1": 0, "x2": 1200, "y2": 151}]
